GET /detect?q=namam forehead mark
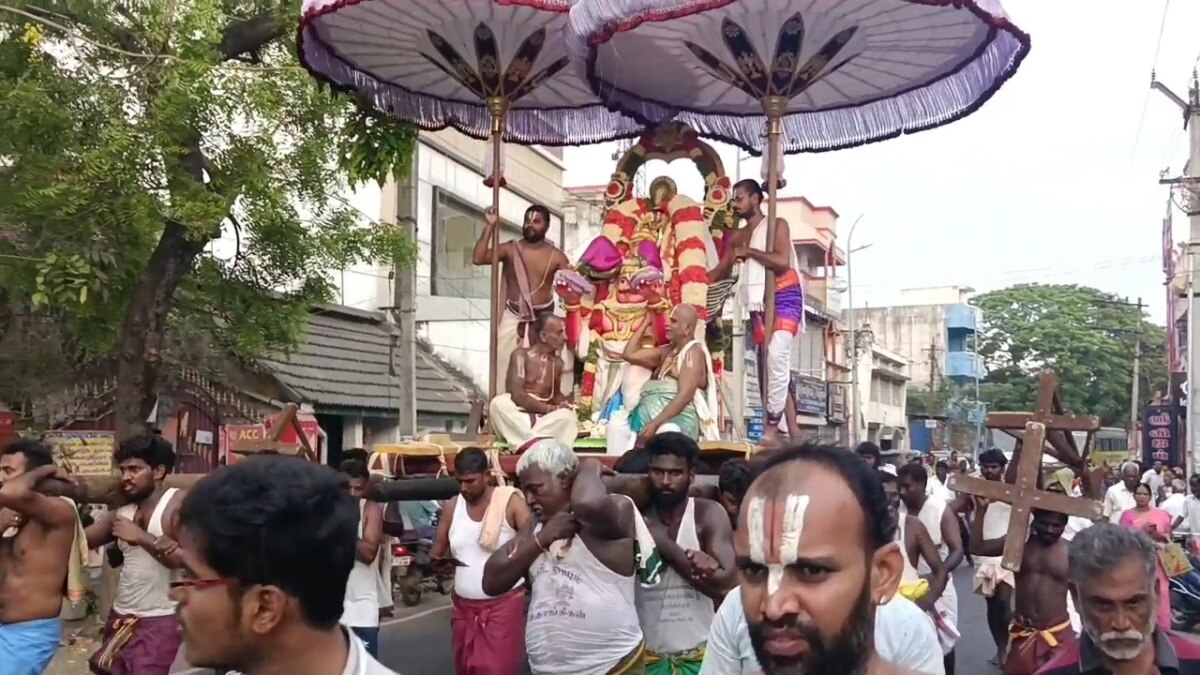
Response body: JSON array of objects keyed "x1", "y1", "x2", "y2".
[{"x1": 746, "y1": 481, "x2": 810, "y2": 595}]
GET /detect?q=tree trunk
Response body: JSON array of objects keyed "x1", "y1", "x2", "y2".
[{"x1": 112, "y1": 220, "x2": 205, "y2": 440}]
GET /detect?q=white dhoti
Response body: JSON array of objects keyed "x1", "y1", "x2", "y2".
[
  {"x1": 763, "y1": 330, "x2": 792, "y2": 423},
  {"x1": 497, "y1": 309, "x2": 574, "y2": 396},
  {"x1": 972, "y1": 558, "x2": 1016, "y2": 597},
  {"x1": 489, "y1": 394, "x2": 578, "y2": 450}
]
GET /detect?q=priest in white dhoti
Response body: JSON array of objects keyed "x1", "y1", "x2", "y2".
[{"x1": 489, "y1": 313, "x2": 579, "y2": 452}]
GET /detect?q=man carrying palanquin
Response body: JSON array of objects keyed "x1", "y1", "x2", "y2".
[
  {"x1": 489, "y1": 313, "x2": 579, "y2": 451},
  {"x1": 482, "y1": 441, "x2": 648, "y2": 674},
  {"x1": 621, "y1": 304, "x2": 719, "y2": 449}
]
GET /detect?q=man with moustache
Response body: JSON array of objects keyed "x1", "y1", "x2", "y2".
[
  {"x1": 473, "y1": 204, "x2": 572, "y2": 397},
  {"x1": 337, "y1": 460, "x2": 384, "y2": 657},
  {"x1": 482, "y1": 440, "x2": 647, "y2": 674},
  {"x1": 635, "y1": 433, "x2": 735, "y2": 674},
  {"x1": 723, "y1": 443, "x2": 924, "y2": 675},
  {"x1": 1037, "y1": 523, "x2": 1200, "y2": 674},
  {"x1": 430, "y1": 447, "x2": 530, "y2": 674},
  {"x1": 709, "y1": 180, "x2": 805, "y2": 446},
  {"x1": 86, "y1": 433, "x2": 186, "y2": 675},
  {"x1": 700, "y1": 448, "x2": 944, "y2": 675},
  {"x1": 957, "y1": 448, "x2": 1014, "y2": 668},
  {"x1": 171, "y1": 456, "x2": 398, "y2": 675},
  {"x1": 1103, "y1": 461, "x2": 1141, "y2": 523}
]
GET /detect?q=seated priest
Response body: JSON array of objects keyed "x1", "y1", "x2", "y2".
[
  {"x1": 489, "y1": 312, "x2": 579, "y2": 451},
  {"x1": 623, "y1": 304, "x2": 719, "y2": 448}
]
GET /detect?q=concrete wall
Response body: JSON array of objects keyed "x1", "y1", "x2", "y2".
[{"x1": 859, "y1": 304, "x2": 946, "y2": 391}]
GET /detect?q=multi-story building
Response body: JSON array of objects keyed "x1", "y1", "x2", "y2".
[
  {"x1": 856, "y1": 285, "x2": 985, "y2": 391},
  {"x1": 852, "y1": 342, "x2": 910, "y2": 450}
]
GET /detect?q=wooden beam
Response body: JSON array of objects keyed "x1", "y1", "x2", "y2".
[{"x1": 987, "y1": 412, "x2": 1101, "y2": 432}]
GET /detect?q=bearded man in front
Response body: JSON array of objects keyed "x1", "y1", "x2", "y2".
[{"x1": 734, "y1": 443, "x2": 924, "y2": 675}]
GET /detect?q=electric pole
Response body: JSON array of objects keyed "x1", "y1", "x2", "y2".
[
  {"x1": 382, "y1": 170, "x2": 419, "y2": 439},
  {"x1": 1132, "y1": 297, "x2": 1144, "y2": 442},
  {"x1": 1154, "y1": 71, "x2": 1200, "y2": 469}
]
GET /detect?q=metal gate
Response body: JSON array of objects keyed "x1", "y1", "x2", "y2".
[{"x1": 175, "y1": 390, "x2": 221, "y2": 473}]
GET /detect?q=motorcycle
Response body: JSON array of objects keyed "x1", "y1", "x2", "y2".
[
  {"x1": 1169, "y1": 538, "x2": 1200, "y2": 632},
  {"x1": 392, "y1": 529, "x2": 456, "y2": 607}
]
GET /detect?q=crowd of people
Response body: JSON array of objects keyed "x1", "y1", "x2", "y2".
[{"x1": 2, "y1": 432, "x2": 1200, "y2": 674}]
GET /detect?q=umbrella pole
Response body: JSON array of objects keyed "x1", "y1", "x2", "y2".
[
  {"x1": 486, "y1": 97, "x2": 509, "y2": 404},
  {"x1": 760, "y1": 96, "x2": 786, "y2": 438}
]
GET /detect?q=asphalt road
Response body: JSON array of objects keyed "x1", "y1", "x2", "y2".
[{"x1": 375, "y1": 566, "x2": 998, "y2": 674}]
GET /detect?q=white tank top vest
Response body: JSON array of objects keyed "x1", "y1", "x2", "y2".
[
  {"x1": 526, "y1": 533, "x2": 643, "y2": 674},
  {"x1": 896, "y1": 517, "x2": 921, "y2": 585},
  {"x1": 343, "y1": 500, "x2": 380, "y2": 628},
  {"x1": 113, "y1": 488, "x2": 179, "y2": 617},
  {"x1": 448, "y1": 493, "x2": 521, "y2": 599},
  {"x1": 634, "y1": 499, "x2": 714, "y2": 654},
  {"x1": 975, "y1": 501, "x2": 1012, "y2": 567}
]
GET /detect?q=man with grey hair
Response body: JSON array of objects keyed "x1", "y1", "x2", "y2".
[
  {"x1": 482, "y1": 440, "x2": 647, "y2": 674},
  {"x1": 1103, "y1": 461, "x2": 1141, "y2": 524},
  {"x1": 1037, "y1": 523, "x2": 1200, "y2": 674}
]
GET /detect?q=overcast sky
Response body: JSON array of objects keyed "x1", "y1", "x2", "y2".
[{"x1": 561, "y1": 0, "x2": 1199, "y2": 325}]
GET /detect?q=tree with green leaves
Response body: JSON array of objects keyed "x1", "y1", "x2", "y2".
[
  {"x1": 973, "y1": 283, "x2": 1168, "y2": 428},
  {"x1": 0, "y1": 1, "x2": 418, "y2": 437}
]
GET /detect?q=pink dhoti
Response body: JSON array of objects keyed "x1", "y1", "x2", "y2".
[{"x1": 452, "y1": 589, "x2": 527, "y2": 675}]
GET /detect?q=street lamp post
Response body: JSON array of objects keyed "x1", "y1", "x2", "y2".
[{"x1": 842, "y1": 215, "x2": 867, "y2": 444}]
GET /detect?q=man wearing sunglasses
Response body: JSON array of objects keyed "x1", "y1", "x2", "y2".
[{"x1": 171, "y1": 455, "x2": 399, "y2": 675}]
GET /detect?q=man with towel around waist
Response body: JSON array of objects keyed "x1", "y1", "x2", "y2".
[
  {"x1": 86, "y1": 434, "x2": 186, "y2": 675},
  {"x1": 635, "y1": 433, "x2": 735, "y2": 674},
  {"x1": 431, "y1": 447, "x2": 531, "y2": 674},
  {"x1": 711, "y1": 179, "x2": 804, "y2": 446},
  {"x1": 473, "y1": 204, "x2": 573, "y2": 397},
  {"x1": 0, "y1": 439, "x2": 87, "y2": 674},
  {"x1": 489, "y1": 312, "x2": 579, "y2": 451}
]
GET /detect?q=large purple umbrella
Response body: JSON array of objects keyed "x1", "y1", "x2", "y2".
[
  {"x1": 568, "y1": 0, "x2": 1029, "y2": 430},
  {"x1": 299, "y1": 0, "x2": 645, "y2": 398}
]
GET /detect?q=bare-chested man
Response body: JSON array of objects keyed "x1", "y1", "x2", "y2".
[
  {"x1": 710, "y1": 180, "x2": 804, "y2": 445},
  {"x1": 970, "y1": 493, "x2": 1076, "y2": 675},
  {"x1": 484, "y1": 441, "x2": 646, "y2": 674},
  {"x1": 623, "y1": 305, "x2": 718, "y2": 447},
  {"x1": 632, "y1": 433, "x2": 735, "y2": 673},
  {"x1": 473, "y1": 204, "x2": 572, "y2": 396},
  {"x1": 489, "y1": 312, "x2": 578, "y2": 450},
  {"x1": 0, "y1": 439, "x2": 78, "y2": 673}
]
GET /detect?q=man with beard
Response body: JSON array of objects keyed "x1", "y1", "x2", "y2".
[
  {"x1": 0, "y1": 439, "x2": 81, "y2": 673},
  {"x1": 430, "y1": 447, "x2": 530, "y2": 674},
  {"x1": 1037, "y1": 523, "x2": 1200, "y2": 674},
  {"x1": 172, "y1": 456, "x2": 398, "y2": 675},
  {"x1": 483, "y1": 440, "x2": 647, "y2": 674},
  {"x1": 473, "y1": 204, "x2": 572, "y2": 397},
  {"x1": 623, "y1": 305, "x2": 719, "y2": 447},
  {"x1": 969, "y1": 495, "x2": 1077, "y2": 674},
  {"x1": 86, "y1": 433, "x2": 186, "y2": 675},
  {"x1": 954, "y1": 448, "x2": 1014, "y2": 667},
  {"x1": 717, "y1": 459, "x2": 753, "y2": 525},
  {"x1": 489, "y1": 312, "x2": 579, "y2": 450},
  {"x1": 856, "y1": 442, "x2": 882, "y2": 470},
  {"x1": 728, "y1": 442, "x2": 925, "y2": 675},
  {"x1": 896, "y1": 463, "x2": 964, "y2": 674},
  {"x1": 634, "y1": 433, "x2": 734, "y2": 674},
  {"x1": 709, "y1": 180, "x2": 804, "y2": 446}
]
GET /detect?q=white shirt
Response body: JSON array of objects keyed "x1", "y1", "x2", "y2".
[
  {"x1": 1143, "y1": 469, "x2": 1164, "y2": 497},
  {"x1": 228, "y1": 627, "x2": 399, "y2": 675},
  {"x1": 1182, "y1": 495, "x2": 1200, "y2": 538},
  {"x1": 1104, "y1": 483, "x2": 1137, "y2": 523},
  {"x1": 698, "y1": 587, "x2": 944, "y2": 675},
  {"x1": 1163, "y1": 493, "x2": 1188, "y2": 533},
  {"x1": 343, "y1": 501, "x2": 381, "y2": 628},
  {"x1": 926, "y1": 477, "x2": 953, "y2": 504}
]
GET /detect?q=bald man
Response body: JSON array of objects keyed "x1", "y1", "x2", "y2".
[
  {"x1": 622, "y1": 305, "x2": 720, "y2": 447},
  {"x1": 733, "y1": 443, "x2": 922, "y2": 675}
]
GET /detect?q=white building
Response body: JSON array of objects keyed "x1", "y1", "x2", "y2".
[{"x1": 853, "y1": 342, "x2": 910, "y2": 450}]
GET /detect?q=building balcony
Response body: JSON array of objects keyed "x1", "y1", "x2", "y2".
[
  {"x1": 945, "y1": 351, "x2": 985, "y2": 380},
  {"x1": 945, "y1": 304, "x2": 979, "y2": 332},
  {"x1": 801, "y1": 273, "x2": 843, "y2": 314}
]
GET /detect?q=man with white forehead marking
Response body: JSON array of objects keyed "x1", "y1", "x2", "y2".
[{"x1": 726, "y1": 443, "x2": 924, "y2": 675}]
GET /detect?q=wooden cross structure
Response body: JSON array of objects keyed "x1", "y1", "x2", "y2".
[
  {"x1": 947, "y1": 421, "x2": 1103, "y2": 571},
  {"x1": 986, "y1": 372, "x2": 1099, "y2": 468}
]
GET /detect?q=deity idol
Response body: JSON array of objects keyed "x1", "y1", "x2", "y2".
[{"x1": 555, "y1": 175, "x2": 716, "y2": 435}]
